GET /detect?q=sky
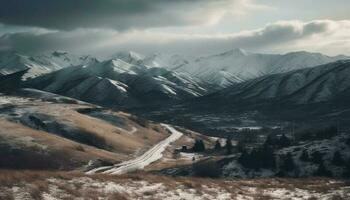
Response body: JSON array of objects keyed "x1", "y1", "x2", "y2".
[{"x1": 0, "y1": 0, "x2": 350, "y2": 57}]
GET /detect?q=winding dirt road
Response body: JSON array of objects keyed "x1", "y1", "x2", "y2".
[{"x1": 87, "y1": 124, "x2": 182, "y2": 175}]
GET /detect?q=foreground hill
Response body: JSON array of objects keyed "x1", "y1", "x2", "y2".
[
  {"x1": 0, "y1": 89, "x2": 171, "y2": 170},
  {"x1": 0, "y1": 171, "x2": 349, "y2": 200}
]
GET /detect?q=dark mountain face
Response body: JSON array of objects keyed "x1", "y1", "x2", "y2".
[
  {"x1": 24, "y1": 59, "x2": 214, "y2": 108},
  {"x1": 132, "y1": 60, "x2": 350, "y2": 135},
  {"x1": 0, "y1": 69, "x2": 28, "y2": 93},
  {"x1": 2, "y1": 50, "x2": 350, "y2": 136}
]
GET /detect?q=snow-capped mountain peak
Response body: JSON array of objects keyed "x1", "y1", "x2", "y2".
[{"x1": 0, "y1": 50, "x2": 98, "y2": 80}]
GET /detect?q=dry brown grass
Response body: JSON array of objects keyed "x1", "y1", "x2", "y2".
[
  {"x1": 107, "y1": 192, "x2": 129, "y2": 200},
  {"x1": 0, "y1": 170, "x2": 349, "y2": 200},
  {"x1": 0, "y1": 170, "x2": 80, "y2": 187},
  {"x1": 0, "y1": 190, "x2": 14, "y2": 200}
]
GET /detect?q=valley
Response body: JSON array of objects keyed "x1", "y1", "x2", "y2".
[{"x1": 1, "y1": 49, "x2": 350, "y2": 199}]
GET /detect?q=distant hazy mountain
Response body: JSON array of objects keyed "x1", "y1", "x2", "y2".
[
  {"x1": 0, "y1": 50, "x2": 97, "y2": 80},
  {"x1": 114, "y1": 49, "x2": 349, "y2": 87},
  {"x1": 25, "y1": 58, "x2": 213, "y2": 108}
]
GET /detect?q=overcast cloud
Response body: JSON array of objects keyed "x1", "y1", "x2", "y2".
[
  {"x1": 0, "y1": 0, "x2": 349, "y2": 56},
  {"x1": 0, "y1": 0, "x2": 266, "y2": 30}
]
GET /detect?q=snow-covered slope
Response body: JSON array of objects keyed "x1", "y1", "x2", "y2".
[
  {"x1": 0, "y1": 50, "x2": 97, "y2": 80},
  {"x1": 199, "y1": 60, "x2": 350, "y2": 105},
  {"x1": 119, "y1": 49, "x2": 349, "y2": 87},
  {"x1": 223, "y1": 133, "x2": 350, "y2": 178},
  {"x1": 25, "y1": 58, "x2": 212, "y2": 108}
]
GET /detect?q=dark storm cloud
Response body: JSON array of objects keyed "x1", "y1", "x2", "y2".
[
  {"x1": 0, "y1": 0, "x2": 232, "y2": 30},
  {"x1": 1, "y1": 20, "x2": 345, "y2": 56}
]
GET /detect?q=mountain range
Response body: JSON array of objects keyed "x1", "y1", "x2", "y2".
[
  {"x1": 0, "y1": 50, "x2": 97, "y2": 80},
  {"x1": 1, "y1": 49, "x2": 349, "y2": 127},
  {"x1": 113, "y1": 49, "x2": 350, "y2": 87}
]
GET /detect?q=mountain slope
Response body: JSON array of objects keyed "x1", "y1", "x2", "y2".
[
  {"x1": 200, "y1": 60, "x2": 350, "y2": 105},
  {"x1": 136, "y1": 60, "x2": 350, "y2": 135},
  {"x1": 122, "y1": 49, "x2": 349, "y2": 87},
  {"x1": 0, "y1": 89, "x2": 172, "y2": 170},
  {"x1": 0, "y1": 50, "x2": 97, "y2": 80},
  {"x1": 25, "y1": 58, "x2": 213, "y2": 108}
]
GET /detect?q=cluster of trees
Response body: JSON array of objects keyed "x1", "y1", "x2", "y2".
[
  {"x1": 192, "y1": 140, "x2": 206, "y2": 152},
  {"x1": 238, "y1": 146, "x2": 276, "y2": 170},
  {"x1": 237, "y1": 142, "x2": 350, "y2": 178},
  {"x1": 296, "y1": 126, "x2": 338, "y2": 141},
  {"x1": 264, "y1": 134, "x2": 292, "y2": 149},
  {"x1": 191, "y1": 136, "x2": 234, "y2": 155},
  {"x1": 297, "y1": 149, "x2": 350, "y2": 177}
]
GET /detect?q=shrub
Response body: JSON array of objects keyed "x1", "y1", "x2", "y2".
[{"x1": 129, "y1": 115, "x2": 149, "y2": 127}]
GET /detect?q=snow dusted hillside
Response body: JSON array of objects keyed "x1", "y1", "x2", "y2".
[
  {"x1": 172, "y1": 49, "x2": 349, "y2": 87},
  {"x1": 204, "y1": 60, "x2": 350, "y2": 105},
  {"x1": 0, "y1": 50, "x2": 97, "y2": 80},
  {"x1": 223, "y1": 133, "x2": 350, "y2": 178},
  {"x1": 25, "y1": 58, "x2": 212, "y2": 108},
  {"x1": 137, "y1": 60, "x2": 350, "y2": 136},
  {"x1": 113, "y1": 49, "x2": 349, "y2": 87}
]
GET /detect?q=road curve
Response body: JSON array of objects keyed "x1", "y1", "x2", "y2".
[{"x1": 86, "y1": 124, "x2": 183, "y2": 175}]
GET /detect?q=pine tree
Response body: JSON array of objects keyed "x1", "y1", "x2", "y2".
[
  {"x1": 279, "y1": 134, "x2": 291, "y2": 148},
  {"x1": 315, "y1": 162, "x2": 332, "y2": 177},
  {"x1": 192, "y1": 139, "x2": 205, "y2": 152},
  {"x1": 261, "y1": 146, "x2": 276, "y2": 169},
  {"x1": 332, "y1": 151, "x2": 345, "y2": 166},
  {"x1": 238, "y1": 149, "x2": 250, "y2": 167},
  {"x1": 264, "y1": 134, "x2": 277, "y2": 148},
  {"x1": 343, "y1": 159, "x2": 350, "y2": 178},
  {"x1": 280, "y1": 152, "x2": 296, "y2": 172},
  {"x1": 236, "y1": 140, "x2": 245, "y2": 153},
  {"x1": 311, "y1": 151, "x2": 323, "y2": 164},
  {"x1": 346, "y1": 137, "x2": 350, "y2": 147},
  {"x1": 226, "y1": 137, "x2": 233, "y2": 154},
  {"x1": 214, "y1": 139, "x2": 221, "y2": 150},
  {"x1": 300, "y1": 149, "x2": 310, "y2": 162}
]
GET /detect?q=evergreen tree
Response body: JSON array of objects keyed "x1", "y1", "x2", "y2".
[
  {"x1": 315, "y1": 162, "x2": 332, "y2": 177},
  {"x1": 225, "y1": 137, "x2": 233, "y2": 154},
  {"x1": 311, "y1": 151, "x2": 323, "y2": 164},
  {"x1": 214, "y1": 139, "x2": 222, "y2": 150},
  {"x1": 343, "y1": 159, "x2": 350, "y2": 178},
  {"x1": 238, "y1": 147, "x2": 276, "y2": 170},
  {"x1": 264, "y1": 134, "x2": 277, "y2": 148},
  {"x1": 279, "y1": 134, "x2": 291, "y2": 148},
  {"x1": 300, "y1": 149, "x2": 310, "y2": 162},
  {"x1": 280, "y1": 152, "x2": 296, "y2": 172},
  {"x1": 346, "y1": 137, "x2": 350, "y2": 147},
  {"x1": 192, "y1": 139, "x2": 205, "y2": 152},
  {"x1": 332, "y1": 151, "x2": 345, "y2": 166},
  {"x1": 236, "y1": 140, "x2": 245, "y2": 153},
  {"x1": 238, "y1": 149, "x2": 250, "y2": 168}
]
